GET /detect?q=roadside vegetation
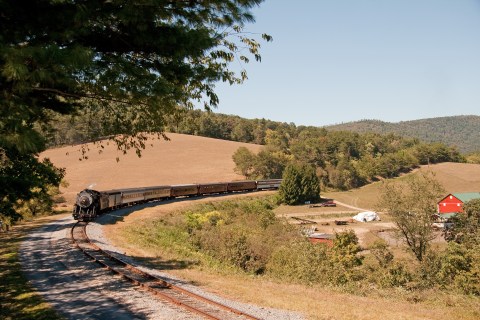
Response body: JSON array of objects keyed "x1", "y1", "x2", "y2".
[{"x1": 121, "y1": 193, "x2": 480, "y2": 298}]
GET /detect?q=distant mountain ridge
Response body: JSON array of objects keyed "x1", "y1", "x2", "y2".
[{"x1": 325, "y1": 115, "x2": 480, "y2": 154}]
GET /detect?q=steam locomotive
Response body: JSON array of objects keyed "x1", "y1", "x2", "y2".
[{"x1": 73, "y1": 179, "x2": 282, "y2": 221}]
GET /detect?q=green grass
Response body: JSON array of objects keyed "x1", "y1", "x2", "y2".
[{"x1": 0, "y1": 222, "x2": 63, "y2": 320}]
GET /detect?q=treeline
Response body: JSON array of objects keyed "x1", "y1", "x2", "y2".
[
  {"x1": 44, "y1": 108, "x2": 289, "y2": 147},
  {"x1": 166, "y1": 110, "x2": 464, "y2": 191}
]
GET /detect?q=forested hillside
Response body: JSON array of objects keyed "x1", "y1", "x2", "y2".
[{"x1": 325, "y1": 115, "x2": 480, "y2": 154}]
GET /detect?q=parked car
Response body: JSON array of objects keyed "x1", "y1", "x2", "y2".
[{"x1": 319, "y1": 200, "x2": 336, "y2": 207}]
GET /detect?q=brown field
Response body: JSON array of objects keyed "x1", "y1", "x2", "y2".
[
  {"x1": 40, "y1": 133, "x2": 262, "y2": 203},
  {"x1": 40, "y1": 138, "x2": 480, "y2": 319}
]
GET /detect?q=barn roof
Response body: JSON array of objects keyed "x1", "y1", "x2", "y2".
[{"x1": 452, "y1": 193, "x2": 480, "y2": 203}]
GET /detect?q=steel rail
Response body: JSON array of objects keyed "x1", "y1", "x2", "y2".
[{"x1": 71, "y1": 222, "x2": 259, "y2": 320}]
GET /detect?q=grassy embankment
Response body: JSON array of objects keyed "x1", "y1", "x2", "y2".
[{"x1": 0, "y1": 215, "x2": 65, "y2": 320}]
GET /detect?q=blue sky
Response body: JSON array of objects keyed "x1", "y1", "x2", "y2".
[{"x1": 209, "y1": 0, "x2": 480, "y2": 126}]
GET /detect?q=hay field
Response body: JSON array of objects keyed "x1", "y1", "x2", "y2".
[{"x1": 40, "y1": 133, "x2": 261, "y2": 203}]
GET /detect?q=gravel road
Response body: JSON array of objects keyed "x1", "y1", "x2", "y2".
[{"x1": 20, "y1": 206, "x2": 304, "y2": 320}]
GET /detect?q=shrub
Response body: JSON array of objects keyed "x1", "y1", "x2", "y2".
[
  {"x1": 185, "y1": 197, "x2": 298, "y2": 274},
  {"x1": 266, "y1": 239, "x2": 332, "y2": 285},
  {"x1": 438, "y1": 242, "x2": 480, "y2": 295},
  {"x1": 267, "y1": 230, "x2": 363, "y2": 286},
  {"x1": 380, "y1": 262, "x2": 413, "y2": 288},
  {"x1": 331, "y1": 230, "x2": 363, "y2": 268},
  {"x1": 370, "y1": 240, "x2": 394, "y2": 268}
]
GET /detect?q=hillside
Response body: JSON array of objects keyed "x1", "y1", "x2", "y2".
[
  {"x1": 324, "y1": 162, "x2": 480, "y2": 210},
  {"x1": 41, "y1": 132, "x2": 475, "y2": 206},
  {"x1": 325, "y1": 115, "x2": 480, "y2": 153},
  {"x1": 40, "y1": 133, "x2": 262, "y2": 203}
]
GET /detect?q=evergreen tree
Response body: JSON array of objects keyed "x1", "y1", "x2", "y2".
[{"x1": 279, "y1": 163, "x2": 320, "y2": 205}]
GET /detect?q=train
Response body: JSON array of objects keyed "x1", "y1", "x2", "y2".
[{"x1": 73, "y1": 179, "x2": 282, "y2": 221}]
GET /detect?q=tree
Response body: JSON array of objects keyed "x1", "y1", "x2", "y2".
[
  {"x1": 231, "y1": 120, "x2": 254, "y2": 142},
  {"x1": 377, "y1": 172, "x2": 445, "y2": 261},
  {"x1": 1, "y1": 1, "x2": 270, "y2": 223},
  {"x1": 466, "y1": 152, "x2": 480, "y2": 164},
  {"x1": 278, "y1": 163, "x2": 320, "y2": 205},
  {"x1": 445, "y1": 199, "x2": 480, "y2": 246},
  {"x1": 251, "y1": 149, "x2": 290, "y2": 179},
  {"x1": 232, "y1": 147, "x2": 257, "y2": 178},
  {"x1": 0, "y1": 150, "x2": 64, "y2": 227}
]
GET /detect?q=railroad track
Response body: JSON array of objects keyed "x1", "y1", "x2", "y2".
[{"x1": 71, "y1": 222, "x2": 259, "y2": 320}]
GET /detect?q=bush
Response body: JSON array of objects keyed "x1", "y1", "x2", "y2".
[
  {"x1": 266, "y1": 239, "x2": 332, "y2": 285},
  {"x1": 184, "y1": 197, "x2": 298, "y2": 274},
  {"x1": 331, "y1": 230, "x2": 363, "y2": 268},
  {"x1": 380, "y1": 263, "x2": 413, "y2": 288},
  {"x1": 438, "y1": 242, "x2": 480, "y2": 295},
  {"x1": 370, "y1": 240, "x2": 394, "y2": 268},
  {"x1": 414, "y1": 242, "x2": 480, "y2": 295},
  {"x1": 267, "y1": 230, "x2": 363, "y2": 286}
]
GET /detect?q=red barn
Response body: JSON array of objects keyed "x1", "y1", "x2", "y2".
[{"x1": 437, "y1": 193, "x2": 480, "y2": 214}]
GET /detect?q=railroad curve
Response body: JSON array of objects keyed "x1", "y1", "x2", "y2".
[{"x1": 71, "y1": 221, "x2": 259, "y2": 320}]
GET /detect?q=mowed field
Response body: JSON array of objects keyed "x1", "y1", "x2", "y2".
[{"x1": 40, "y1": 133, "x2": 262, "y2": 203}]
